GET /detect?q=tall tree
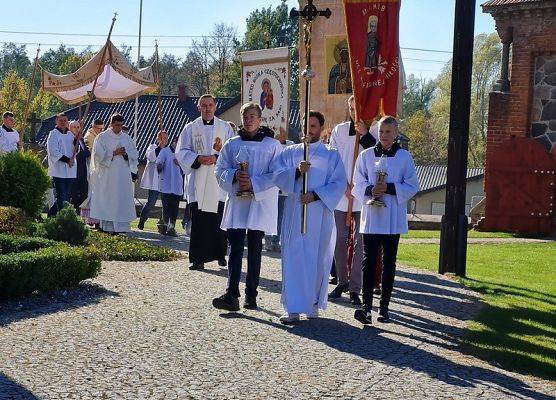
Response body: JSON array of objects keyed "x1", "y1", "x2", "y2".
[
  {"x1": 402, "y1": 74, "x2": 436, "y2": 118},
  {"x1": 242, "y1": 2, "x2": 299, "y2": 99},
  {"x1": 0, "y1": 43, "x2": 31, "y2": 82}
]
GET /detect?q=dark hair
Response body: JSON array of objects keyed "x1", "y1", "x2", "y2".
[
  {"x1": 379, "y1": 115, "x2": 398, "y2": 129},
  {"x1": 93, "y1": 118, "x2": 104, "y2": 125},
  {"x1": 110, "y1": 113, "x2": 124, "y2": 123},
  {"x1": 56, "y1": 112, "x2": 67, "y2": 118},
  {"x1": 308, "y1": 110, "x2": 325, "y2": 127},
  {"x1": 2, "y1": 111, "x2": 14, "y2": 119}
]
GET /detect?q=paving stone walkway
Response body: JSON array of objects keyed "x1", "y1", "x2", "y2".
[{"x1": 0, "y1": 231, "x2": 554, "y2": 399}]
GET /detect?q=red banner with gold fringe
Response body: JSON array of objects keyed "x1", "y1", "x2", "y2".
[{"x1": 343, "y1": 0, "x2": 401, "y2": 120}]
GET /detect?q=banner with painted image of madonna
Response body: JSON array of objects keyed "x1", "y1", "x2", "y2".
[{"x1": 240, "y1": 47, "x2": 290, "y2": 136}]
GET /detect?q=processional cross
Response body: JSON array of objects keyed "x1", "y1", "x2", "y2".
[{"x1": 290, "y1": 0, "x2": 331, "y2": 234}]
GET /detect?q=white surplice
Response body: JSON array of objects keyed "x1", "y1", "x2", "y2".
[
  {"x1": 89, "y1": 128, "x2": 139, "y2": 232},
  {"x1": 329, "y1": 121, "x2": 369, "y2": 212},
  {"x1": 176, "y1": 116, "x2": 234, "y2": 213},
  {"x1": 352, "y1": 146, "x2": 420, "y2": 234},
  {"x1": 216, "y1": 135, "x2": 282, "y2": 235},
  {"x1": 156, "y1": 146, "x2": 183, "y2": 196},
  {"x1": 46, "y1": 127, "x2": 77, "y2": 178},
  {"x1": 273, "y1": 142, "x2": 347, "y2": 314},
  {"x1": 0, "y1": 125, "x2": 20, "y2": 154},
  {"x1": 140, "y1": 143, "x2": 160, "y2": 191}
]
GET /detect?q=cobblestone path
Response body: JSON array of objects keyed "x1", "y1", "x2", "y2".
[{"x1": 0, "y1": 233, "x2": 554, "y2": 399}]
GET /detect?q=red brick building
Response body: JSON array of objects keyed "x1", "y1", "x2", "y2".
[{"x1": 479, "y1": 0, "x2": 556, "y2": 234}]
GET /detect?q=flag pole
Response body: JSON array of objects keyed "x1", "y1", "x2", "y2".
[
  {"x1": 21, "y1": 45, "x2": 41, "y2": 151},
  {"x1": 134, "y1": 0, "x2": 143, "y2": 141},
  {"x1": 155, "y1": 40, "x2": 163, "y2": 131}
]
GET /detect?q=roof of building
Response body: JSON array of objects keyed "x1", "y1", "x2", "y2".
[
  {"x1": 36, "y1": 95, "x2": 301, "y2": 163},
  {"x1": 482, "y1": 0, "x2": 554, "y2": 11},
  {"x1": 416, "y1": 165, "x2": 484, "y2": 194}
]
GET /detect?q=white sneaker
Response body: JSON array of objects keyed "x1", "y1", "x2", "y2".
[
  {"x1": 307, "y1": 308, "x2": 319, "y2": 319},
  {"x1": 279, "y1": 313, "x2": 300, "y2": 323}
]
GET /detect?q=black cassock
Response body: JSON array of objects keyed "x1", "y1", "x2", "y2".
[{"x1": 188, "y1": 200, "x2": 227, "y2": 264}]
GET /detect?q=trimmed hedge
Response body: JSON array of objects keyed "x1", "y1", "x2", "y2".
[
  {"x1": 0, "y1": 233, "x2": 58, "y2": 254},
  {"x1": 87, "y1": 231, "x2": 181, "y2": 261},
  {"x1": 0, "y1": 151, "x2": 50, "y2": 216},
  {"x1": 0, "y1": 245, "x2": 101, "y2": 300},
  {"x1": 35, "y1": 203, "x2": 89, "y2": 246},
  {"x1": 0, "y1": 206, "x2": 30, "y2": 235}
]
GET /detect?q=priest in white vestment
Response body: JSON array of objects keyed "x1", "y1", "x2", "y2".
[
  {"x1": 352, "y1": 116, "x2": 419, "y2": 324},
  {"x1": 212, "y1": 102, "x2": 282, "y2": 312},
  {"x1": 273, "y1": 111, "x2": 347, "y2": 323},
  {"x1": 0, "y1": 111, "x2": 22, "y2": 154},
  {"x1": 89, "y1": 113, "x2": 139, "y2": 233},
  {"x1": 176, "y1": 94, "x2": 234, "y2": 270}
]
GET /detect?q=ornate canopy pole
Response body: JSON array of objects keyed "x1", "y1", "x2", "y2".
[
  {"x1": 79, "y1": 13, "x2": 117, "y2": 131},
  {"x1": 21, "y1": 45, "x2": 41, "y2": 150},
  {"x1": 154, "y1": 40, "x2": 164, "y2": 132},
  {"x1": 290, "y1": 0, "x2": 331, "y2": 234}
]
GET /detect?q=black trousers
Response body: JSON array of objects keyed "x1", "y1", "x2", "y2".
[
  {"x1": 189, "y1": 201, "x2": 227, "y2": 264},
  {"x1": 226, "y1": 228, "x2": 264, "y2": 299},
  {"x1": 362, "y1": 234, "x2": 400, "y2": 311},
  {"x1": 161, "y1": 193, "x2": 181, "y2": 226}
]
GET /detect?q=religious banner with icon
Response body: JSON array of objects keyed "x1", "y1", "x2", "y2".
[
  {"x1": 343, "y1": 0, "x2": 401, "y2": 120},
  {"x1": 240, "y1": 47, "x2": 290, "y2": 136},
  {"x1": 325, "y1": 36, "x2": 353, "y2": 95}
]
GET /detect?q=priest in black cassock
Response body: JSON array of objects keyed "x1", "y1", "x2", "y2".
[{"x1": 176, "y1": 94, "x2": 235, "y2": 270}]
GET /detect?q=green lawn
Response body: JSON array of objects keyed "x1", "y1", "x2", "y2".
[
  {"x1": 401, "y1": 230, "x2": 517, "y2": 239},
  {"x1": 397, "y1": 242, "x2": 556, "y2": 379}
]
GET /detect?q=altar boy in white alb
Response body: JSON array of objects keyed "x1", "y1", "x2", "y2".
[
  {"x1": 212, "y1": 102, "x2": 282, "y2": 312},
  {"x1": 89, "y1": 114, "x2": 139, "y2": 233},
  {"x1": 352, "y1": 116, "x2": 419, "y2": 325},
  {"x1": 0, "y1": 111, "x2": 22, "y2": 154},
  {"x1": 273, "y1": 111, "x2": 347, "y2": 323}
]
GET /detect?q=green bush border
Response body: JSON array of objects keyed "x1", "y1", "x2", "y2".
[{"x1": 0, "y1": 245, "x2": 101, "y2": 300}]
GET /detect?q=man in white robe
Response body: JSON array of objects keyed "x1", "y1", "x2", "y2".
[
  {"x1": 0, "y1": 111, "x2": 22, "y2": 154},
  {"x1": 273, "y1": 111, "x2": 347, "y2": 323},
  {"x1": 329, "y1": 95, "x2": 377, "y2": 305},
  {"x1": 176, "y1": 94, "x2": 234, "y2": 270},
  {"x1": 212, "y1": 102, "x2": 282, "y2": 312},
  {"x1": 90, "y1": 113, "x2": 139, "y2": 233},
  {"x1": 156, "y1": 137, "x2": 184, "y2": 236},
  {"x1": 352, "y1": 116, "x2": 419, "y2": 324},
  {"x1": 46, "y1": 113, "x2": 76, "y2": 216}
]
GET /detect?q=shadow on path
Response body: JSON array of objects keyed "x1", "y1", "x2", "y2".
[
  {"x1": 221, "y1": 313, "x2": 553, "y2": 400},
  {"x1": 0, "y1": 283, "x2": 119, "y2": 327},
  {"x1": 0, "y1": 372, "x2": 39, "y2": 400}
]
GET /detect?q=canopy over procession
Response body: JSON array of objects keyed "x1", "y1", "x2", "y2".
[{"x1": 20, "y1": 0, "x2": 420, "y2": 325}]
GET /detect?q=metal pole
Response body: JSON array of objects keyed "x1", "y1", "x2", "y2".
[
  {"x1": 21, "y1": 46, "x2": 41, "y2": 149},
  {"x1": 134, "y1": 0, "x2": 143, "y2": 140},
  {"x1": 439, "y1": 0, "x2": 476, "y2": 277}
]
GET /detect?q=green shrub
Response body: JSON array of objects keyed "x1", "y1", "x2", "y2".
[
  {"x1": 0, "y1": 151, "x2": 50, "y2": 216},
  {"x1": 0, "y1": 206, "x2": 30, "y2": 235},
  {"x1": 0, "y1": 232, "x2": 58, "y2": 254},
  {"x1": 87, "y1": 230, "x2": 181, "y2": 261},
  {"x1": 36, "y1": 203, "x2": 89, "y2": 246},
  {"x1": 0, "y1": 245, "x2": 102, "y2": 299}
]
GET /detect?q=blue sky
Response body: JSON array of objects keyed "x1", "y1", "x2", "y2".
[{"x1": 0, "y1": 0, "x2": 495, "y2": 80}]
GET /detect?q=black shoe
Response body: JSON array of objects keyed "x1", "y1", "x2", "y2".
[
  {"x1": 373, "y1": 287, "x2": 382, "y2": 295},
  {"x1": 354, "y1": 309, "x2": 372, "y2": 325},
  {"x1": 218, "y1": 258, "x2": 227, "y2": 267},
  {"x1": 243, "y1": 296, "x2": 258, "y2": 310},
  {"x1": 137, "y1": 219, "x2": 145, "y2": 230},
  {"x1": 212, "y1": 293, "x2": 240, "y2": 312},
  {"x1": 189, "y1": 263, "x2": 204, "y2": 270},
  {"x1": 328, "y1": 283, "x2": 348, "y2": 299},
  {"x1": 349, "y1": 292, "x2": 362, "y2": 305},
  {"x1": 329, "y1": 276, "x2": 337, "y2": 285},
  {"x1": 377, "y1": 309, "x2": 390, "y2": 323}
]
